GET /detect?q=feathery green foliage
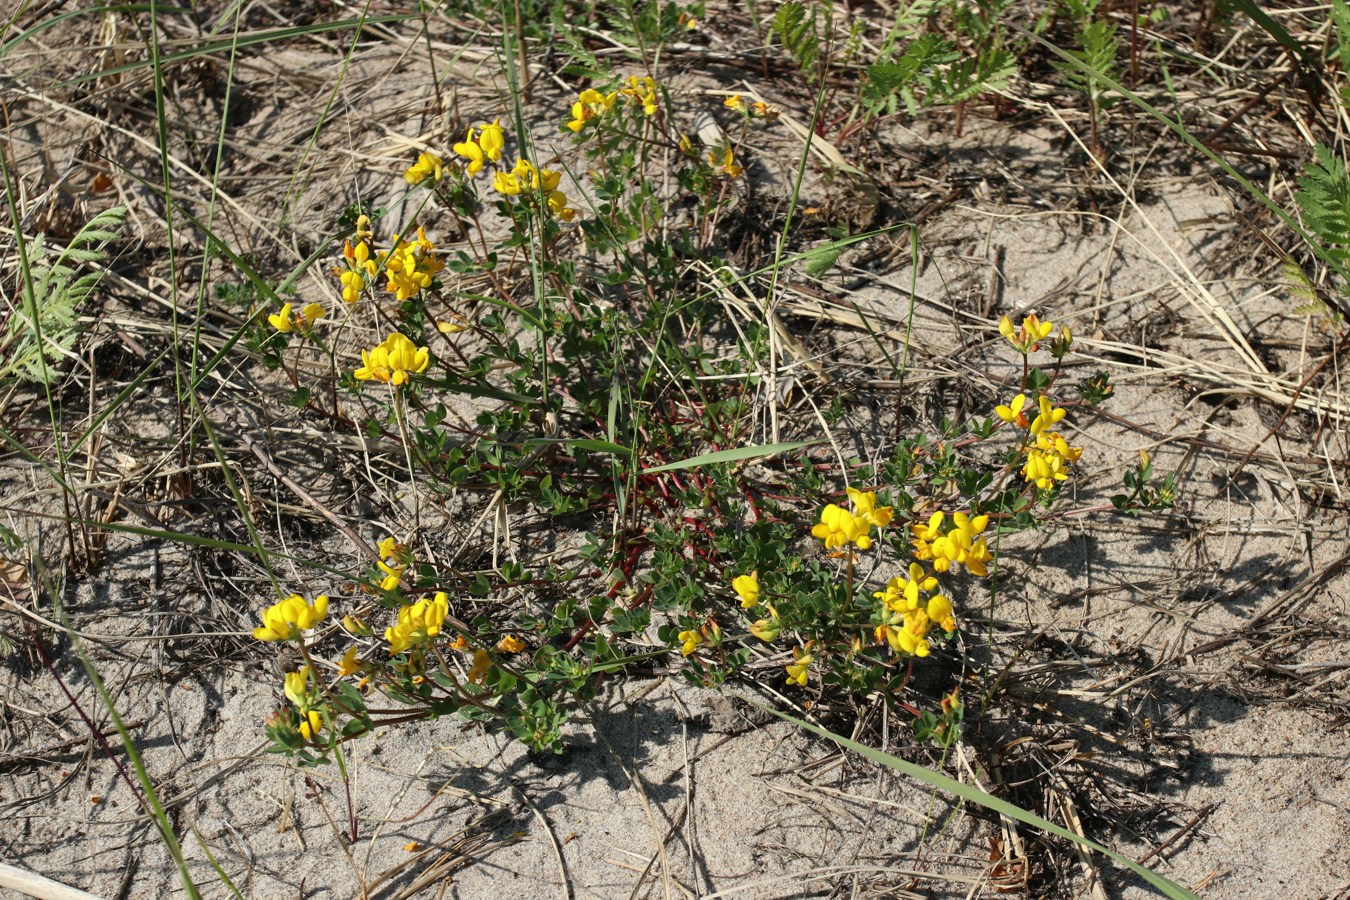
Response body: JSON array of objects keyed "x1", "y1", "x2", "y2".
[
  {"x1": 1296, "y1": 145, "x2": 1350, "y2": 269},
  {"x1": 3, "y1": 205, "x2": 126, "y2": 384},
  {"x1": 772, "y1": 1, "x2": 822, "y2": 82}
]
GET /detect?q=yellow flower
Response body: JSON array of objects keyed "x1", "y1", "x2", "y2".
[
  {"x1": 749, "y1": 603, "x2": 781, "y2": 641},
  {"x1": 846, "y1": 487, "x2": 893, "y2": 528},
  {"x1": 910, "y1": 512, "x2": 992, "y2": 576},
  {"x1": 1022, "y1": 431, "x2": 1082, "y2": 491},
  {"x1": 812, "y1": 489, "x2": 891, "y2": 551},
  {"x1": 492, "y1": 166, "x2": 523, "y2": 195},
  {"x1": 927, "y1": 594, "x2": 957, "y2": 633},
  {"x1": 267, "y1": 302, "x2": 320, "y2": 334},
  {"x1": 999, "y1": 313, "x2": 1055, "y2": 353},
  {"x1": 677, "y1": 628, "x2": 703, "y2": 656},
  {"x1": 732, "y1": 571, "x2": 760, "y2": 608},
  {"x1": 468, "y1": 649, "x2": 492, "y2": 683},
  {"x1": 547, "y1": 189, "x2": 577, "y2": 221},
  {"x1": 497, "y1": 634, "x2": 526, "y2": 653},
  {"x1": 565, "y1": 89, "x2": 617, "y2": 132},
  {"x1": 995, "y1": 393, "x2": 1027, "y2": 426},
  {"x1": 354, "y1": 214, "x2": 374, "y2": 241},
  {"x1": 622, "y1": 75, "x2": 659, "y2": 115},
  {"x1": 267, "y1": 303, "x2": 296, "y2": 333},
  {"x1": 477, "y1": 119, "x2": 505, "y2": 162},
  {"x1": 709, "y1": 146, "x2": 743, "y2": 179},
  {"x1": 380, "y1": 227, "x2": 443, "y2": 302},
  {"x1": 453, "y1": 127, "x2": 486, "y2": 175},
  {"x1": 345, "y1": 239, "x2": 377, "y2": 274},
  {"x1": 877, "y1": 607, "x2": 937, "y2": 657},
  {"x1": 376, "y1": 560, "x2": 405, "y2": 593},
  {"x1": 750, "y1": 101, "x2": 779, "y2": 120},
  {"x1": 1029, "y1": 395, "x2": 1067, "y2": 436},
  {"x1": 354, "y1": 333, "x2": 431, "y2": 386},
  {"x1": 436, "y1": 316, "x2": 469, "y2": 334},
  {"x1": 337, "y1": 647, "x2": 364, "y2": 678},
  {"x1": 811, "y1": 503, "x2": 872, "y2": 550},
  {"x1": 898, "y1": 614, "x2": 933, "y2": 657},
  {"x1": 785, "y1": 642, "x2": 813, "y2": 687},
  {"x1": 342, "y1": 614, "x2": 370, "y2": 636},
  {"x1": 298, "y1": 709, "x2": 323, "y2": 741},
  {"x1": 339, "y1": 270, "x2": 365, "y2": 304},
  {"x1": 873, "y1": 562, "x2": 938, "y2": 613},
  {"x1": 404, "y1": 151, "x2": 444, "y2": 186},
  {"x1": 385, "y1": 592, "x2": 450, "y2": 655},
  {"x1": 723, "y1": 94, "x2": 745, "y2": 112},
  {"x1": 494, "y1": 159, "x2": 575, "y2": 218},
  {"x1": 284, "y1": 666, "x2": 312, "y2": 708},
  {"x1": 254, "y1": 594, "x2": 329, "y2": 642}
]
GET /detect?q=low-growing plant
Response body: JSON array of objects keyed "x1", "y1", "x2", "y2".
[{"x1": 242, "y1": 70, "x2": 1172, "y2": 766}]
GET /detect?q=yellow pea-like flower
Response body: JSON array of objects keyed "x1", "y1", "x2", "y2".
[
  {"x1": 254, "y1": 594, "x2": 328, "y2": 642},
  {"x1": 732, "y1": 571, "x2": 760, "y2": 608}
]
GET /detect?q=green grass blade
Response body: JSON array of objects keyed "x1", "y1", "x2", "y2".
[
  {"x1": 744, "y1": 698, "x2": 1201, "y2": 900},
  {"x1": 642, "y1": 440, "x2": 820, "y2": 473}
]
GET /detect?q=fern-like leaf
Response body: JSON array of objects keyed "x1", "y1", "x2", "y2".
[
  {"x1": 1296, "y1": 145, "x2": 1350, "y2": 268},
  {"x1": 863, "y1": 34, "x2": 958, "y2": 115},
  {"x1": 772, "y1": 1, "x2": 820, "y2": 81},
  {"x1": 4, "y1": 206, "x2": 126, "y2": 384}
]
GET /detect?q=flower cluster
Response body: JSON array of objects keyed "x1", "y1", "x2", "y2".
[
  {"x1": 620, "y1": 75, "x2": 659, "y2": 116},
  {"x1": 811, "y1": 487, "x2": 893, "y2": 551},
  {"x1": 1000, "y1": 312, "x2": 1070, "y2": 355},
  {"x1": 254, "y1": 594, "x2": 329, "y2": 642},
  {"x1": 1024, "y1": 430, "x2": 1084, "y2": 491},
  {"x1": 911, "y1": 511, "x2": 993, "y2": 576},
  {"x1": 563, "y1": 77, "x2": 662, "y2": 133},
  {"x1": 354, "y1": 332, "x2": 430, "y2": 386},
  {"x1": 565, "y1": 88, "x2": 618, "y2": 133},
  {"x1": 874, "y1": 563, "x2": 956, "y2": 657},
  {"x1": 267, "y1": 302, "x2": 325, "y2": 334},
  {"x1": 386, "y1": 592, "x2": 450, "y2": 655},
  {"x1": 441, "y1": 118, "x2": 577, "y2": 220},
  {"x1": 492, "y1": 158, "x2": 577, "y2": 221},
  {"x1": 997, "y1": 393, "x2": 1082, "y2": 491},
  {"x1": 382, "y1": 227, "x2": 444, "y2": 302},
  {"x1": 452, "y1": 120, "x2": 505, "y2": 176},
  {"x1": 723, "y1": 94, "x2": 779, "y2": 120}
]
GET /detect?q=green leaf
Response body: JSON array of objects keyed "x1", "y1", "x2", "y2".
[{"x1": 642, "y1": 440, "x2": 820, "y2": 473}]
